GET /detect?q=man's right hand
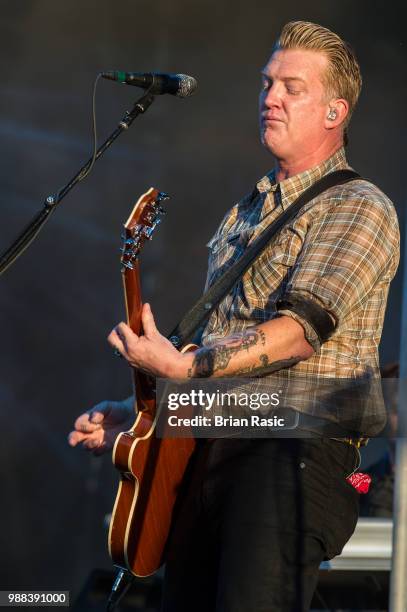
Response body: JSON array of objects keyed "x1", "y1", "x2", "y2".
[{"x1": 68, "y1": 398, "x2": 135, "y2": 456}]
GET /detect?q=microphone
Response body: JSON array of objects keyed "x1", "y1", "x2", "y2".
[{"x1": 101, "y1": 71, "x2": 197, "y2": 98}]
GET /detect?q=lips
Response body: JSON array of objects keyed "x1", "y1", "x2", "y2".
[
  {"x1": 261, "y1": 112, "x2": 284, "y2": 125},
  {"x1": 263, "y1": 114, "x2": 283, "y2": 120},
  {"x1": 262, "y1": 118, "x2": 284, "y2": 130}
]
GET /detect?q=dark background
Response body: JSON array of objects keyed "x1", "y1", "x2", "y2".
[{"x1": 0, "y1": 0, "x2": 405, "y2": 601}]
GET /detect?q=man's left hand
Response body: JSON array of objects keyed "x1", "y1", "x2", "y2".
[{"x1": 107, "y1": 303, "x2": 190, "y2": 378}]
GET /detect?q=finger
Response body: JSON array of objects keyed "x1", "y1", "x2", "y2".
[
  {"x1": 142, "y1": 303, "x2": 158, "y2": 337},
  {"x1": 89, "y1": 410, "x2": 106, "y2": 425},
  {"x1": 74, "y1": 414, "x2": 102, "y2": 433},
  {"x1": 70, "y1": 428, "x2": 105, "y2": 449},
  {"x1": 83, "y1": 436, "x2": 103, "y2": 450},
  {"x1": 68, "y1": 430, "x2": 90, "y2": 446},
  {"x1": 107, "y1": 328, "x2": 125, "y2": 354},
  {"x1": 108, "y1": 323, "x2": 137, "y2": 354},
  {"x1": 74, "y1": 413, "x2": 91, "y2": 430},
  {"x1": 116, "y1": 322, "x2": 139, "y2": 351}
]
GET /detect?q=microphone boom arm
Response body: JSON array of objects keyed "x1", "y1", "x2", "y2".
[{"x1": 0, "y1": 90, "x2": 156, "y2": 277}]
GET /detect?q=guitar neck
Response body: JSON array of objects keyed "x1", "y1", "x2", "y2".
[
  {"x1": 123, "y1": 260, "x2": 142, "y2": 334},
  {"x1": 119, "y1": 187, "x2": 168, "y2": 415},
  {"x1": 122, "y1": 262, "x2": 156, "y2": 413}
]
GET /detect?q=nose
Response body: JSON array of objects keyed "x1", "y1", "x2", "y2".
[{"x1": 261, "y1": 82, "x2": 282, "y2": 109}]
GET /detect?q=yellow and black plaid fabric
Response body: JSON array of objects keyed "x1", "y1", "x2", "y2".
[{"x1": 202, "y1": 147, "x2": 399, "y2": 380}]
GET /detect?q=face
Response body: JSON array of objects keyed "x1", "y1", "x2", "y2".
[{"x1": 259, "y1": 48, "x2": 331, "y2": 161}]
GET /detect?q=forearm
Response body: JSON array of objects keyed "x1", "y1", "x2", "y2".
[
  {"x1": 176, "y1": 315, "x2": 314, "y2": 378},
  {"x1": 107, "y1": 306, "x2": 314, "y2": 380}
]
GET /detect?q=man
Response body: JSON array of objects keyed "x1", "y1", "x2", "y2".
[{"x1": 69, "y1": 21, "x2": 399, "y2": 611}]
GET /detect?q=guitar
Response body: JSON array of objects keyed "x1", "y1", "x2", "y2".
[{"x1": 108, "y1": 188, "x2": 197, "y2": 578}]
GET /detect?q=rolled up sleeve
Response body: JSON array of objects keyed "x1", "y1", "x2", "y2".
[{"x1": 277, "y1": 196, "x2": 399, "y2": 351}]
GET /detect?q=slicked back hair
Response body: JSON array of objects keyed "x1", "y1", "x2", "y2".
[{"x1": 275, "y1": 21, "x2": 362, "y2": 142}]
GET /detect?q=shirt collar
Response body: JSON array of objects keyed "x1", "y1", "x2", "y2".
[{"x1": 256, "y1": 147, "x2": 350, "y2": 217}]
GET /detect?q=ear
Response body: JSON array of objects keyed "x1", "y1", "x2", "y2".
[{"x1": 324, "y1": 98, "x2": 349, "y2": 130}]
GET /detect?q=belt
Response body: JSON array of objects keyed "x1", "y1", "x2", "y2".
[
  {"x1": 287, "y1": 408, "x2": 369, "y2": 448},
  {"x1": 331, "y1": 436, "x2": 369, "y2": 449}
]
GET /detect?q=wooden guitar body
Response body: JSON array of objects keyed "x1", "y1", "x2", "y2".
[
  {"x1": 108, "y1": 188, "x2": 198, "y2": 577},
  {"x1": 108, "y1": 405, "x2": 197, "y2": 576}
]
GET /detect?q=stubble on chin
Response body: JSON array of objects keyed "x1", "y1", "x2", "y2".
[{"x1": 261, "y1": 128, "x2": 278, "y2": 156}]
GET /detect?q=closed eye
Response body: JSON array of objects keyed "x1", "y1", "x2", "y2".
[{"x1": 261, "y1": 76, "x2": 272, "y2": 90}]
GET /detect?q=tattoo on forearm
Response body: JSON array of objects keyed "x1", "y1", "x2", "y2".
[
  {"x1": 228, "y1": 354, "x2": 302, "y2": 377},
  {"x1": 190, "y1": 328, "x2": 264, "y2": 377},
  {"x1": 258, "y1": 329, "x2": 266, "y2": 346}
]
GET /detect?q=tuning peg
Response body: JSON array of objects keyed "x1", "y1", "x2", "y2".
[
  {"x1": 143, "y1": 226, "x2": 154, "y2": 239},
  {"x1": 157, "y1": 192, "x2": 169, "y2": 202}
]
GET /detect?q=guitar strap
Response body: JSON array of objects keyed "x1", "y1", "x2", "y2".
[{"x1": 167, "y1": 169, "x2": 361, "y2": 348}]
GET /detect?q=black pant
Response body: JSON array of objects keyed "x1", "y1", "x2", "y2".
[{"x1": 161, "y1": 437, "x2": 359, "y2": 612}]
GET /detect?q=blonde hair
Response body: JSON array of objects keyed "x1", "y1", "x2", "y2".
[{"x1": 275, "y1": 21, "x2": 362, "y2": 138}]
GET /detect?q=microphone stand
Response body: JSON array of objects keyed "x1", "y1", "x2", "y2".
[{"x1": 0, "y1": 90, "x2": 156, "y2": 277}]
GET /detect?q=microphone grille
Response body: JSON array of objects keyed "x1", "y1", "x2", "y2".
[{"x1": 175, "y1": 74, "x2": 198, "y2": 98}]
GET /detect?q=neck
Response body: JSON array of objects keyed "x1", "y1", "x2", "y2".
[{"x1": 274, "y1": 139, "x2": 343, "y2": 183}]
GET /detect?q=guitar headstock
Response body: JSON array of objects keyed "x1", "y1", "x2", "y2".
[{"x1": 121, "y1": 187, "x2": 169, "y2": 270}]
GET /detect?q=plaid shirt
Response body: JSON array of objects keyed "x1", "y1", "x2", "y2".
[{"x1": 202, "y1": 148, "x2": 399, "y2": 382}]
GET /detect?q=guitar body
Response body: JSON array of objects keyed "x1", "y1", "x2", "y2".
[
  {"x1": 108, "y1": 412, "x2": 196, "y2": 576},
  {"x1": 108, "y1": 188, "x2": 198, "y2": 577}
]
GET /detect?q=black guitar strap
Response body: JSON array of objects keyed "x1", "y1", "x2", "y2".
[{"x1": 167, "y1": 169, "x2": 361, "y2": 348}]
